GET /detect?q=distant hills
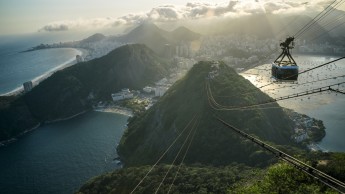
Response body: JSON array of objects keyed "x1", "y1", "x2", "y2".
[
  {"x1": 202, "y1": 14, "x2": 331, "y2": 40},
  {"x1": 0, "y1": 44, "x2": 170, "y2": 141},
  {"x1": 80, "y1": 33, "x2": 106, "y2": 43},
  {"x1": 116, "y1": 22, "x2": 201, "y2": 56},
  {"x1": 118, "y1": 61, "x2": 296, "y2": 167},
  {"x1": 184, "y1": 13, "x2": 344, "y2": 44}
]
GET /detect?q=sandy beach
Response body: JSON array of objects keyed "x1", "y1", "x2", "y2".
[{"x1": 94, "y1": 105, "x2": 133, "y2": 117}]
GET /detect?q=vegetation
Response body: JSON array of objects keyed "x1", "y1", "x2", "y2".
[
  {"x1": 308, "y1": 119, "x2": 326, "y2": 143},
  {"x1": 118, "y1": 61, "x2": 298, "y2": 167},
  {"x1": 0, "y1": 44, "x2": 170, "y2": 141},
  {"x1": 118, "y1": 98, "x2": 150, "y2": 115},
  {"x1": 78, "y1": 153, "x2": 345, "y2": 194},
  {"x1": 305, "y1": 152, "x2": 345, "y2": 182},
  {"x1": 0, "y1": 96, "x2": 39, "y2": 141},
  {"x1": 77, "y1": 164, "x2": 259, "y2": 194},
  {"x1": 232, "y1": 162, "x2": 337, "y2": 194}
]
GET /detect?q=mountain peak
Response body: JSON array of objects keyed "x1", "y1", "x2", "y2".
[
  {"x1": 130, "y1": 21, "x2": 163, "y2": 34},
  {"x1": 81, "y1": 33, "x2": 106, "y2": 43},
  {"x1": 169, "y1": 26, "x2": 201, "y2": 42},
  {"x1": 172, "y1": 26, "x2": 192, "y2": 33}
]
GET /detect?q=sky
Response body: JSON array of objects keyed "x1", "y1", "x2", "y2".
[{"x1": 1, "y1": 0, "x2": 344, "y2": 35}]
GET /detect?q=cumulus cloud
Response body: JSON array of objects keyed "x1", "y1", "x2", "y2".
[
  {"x1": 39, "y1": 0, "x2": 332, "y2": 32},
  {"x1": 39, "y1": 17, "x2": 116, "y2": 32}
]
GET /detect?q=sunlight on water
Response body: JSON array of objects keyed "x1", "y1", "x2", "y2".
[{"x1": 241, "y1": 55, "x2": 345, "y2": 152}]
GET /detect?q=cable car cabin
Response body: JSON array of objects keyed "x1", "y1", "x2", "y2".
[
  {"x1": 271, "y1": 36, "x2": 299, "y2": 81},
  {"x1": 272, "y1": 63, "x2": 298, "y2": 81}
]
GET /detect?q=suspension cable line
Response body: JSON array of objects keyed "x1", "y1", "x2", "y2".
[
  {"x1": 167, "y1": 119, "x2": 200, "y2": 194},
  {"x1": 214, "y1": 115, "x2": 345, "y2": 193},
  {"x1": 130, "y1": 114, "x2": 197, "y2": 194},
  {"x1": 207, "y1": 80, "x2": 345, "y2": 111},
  {"x1": 154, "y1": 115, "x2": 200, "y2": 194},
  {"x1": 307, "y1": 10, "x2": 345, "y2": 41},
  {"x1": 298, "y1": 0, "x2": 345, "y2": 39},
  {"x1": 211, "y1": 74, "x2": 345, "y2": 98},
  {"x1": 294, "y1": 0, "x2": 339, "y2": 38},
  {"x1": 308, "y1": 19, "x2": 345, "y2": 43}
]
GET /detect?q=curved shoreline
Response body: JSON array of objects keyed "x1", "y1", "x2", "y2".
[
  {"x1": 0, "y1": 123, "x2": 41, "y2": 147},
  {"x1": 45, "y1": 110, "x2": 89, "y2": 124},
  {"x1": 0, "y1": 107, "x2": 131, "y2": 148},
  {"x1": 0, "y1": 48, "x2": 89, "y2": 97}
]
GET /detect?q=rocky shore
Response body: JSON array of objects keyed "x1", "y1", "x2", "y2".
[{"x1": 284, "y1": 108, "x2": 326, "y2": 150}]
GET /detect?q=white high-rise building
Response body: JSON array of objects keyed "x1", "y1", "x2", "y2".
[{"x1": 23, "y1": 81, "x2": 33, "y2": 93}]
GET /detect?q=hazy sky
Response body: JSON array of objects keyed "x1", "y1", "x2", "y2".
[
  {"x1": 0, "y1": 0, "x2": 223, "y2": 34},
  {"x1": 1, "y1": 0, "x2": 344, "y2": 35}
]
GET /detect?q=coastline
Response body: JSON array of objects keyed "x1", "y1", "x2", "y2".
[
  {"x1": 284, "y1": 108, "x2": 327, "y2": 151},
  {"x1": 0, "y1": 110, "x2": 89, "y2": 148},
  {"x1": 0, "y1": 48, "x2": 89, "y2": 97},
  {"x1": 0, "y1": 106, "x2": 131, "y2": 148},
  {"x1": 0, "y1": 123, "x2": 41, "y2": 147},
  {"x1": 45, "y1": 110, "x2": 88, "y2": 124}
]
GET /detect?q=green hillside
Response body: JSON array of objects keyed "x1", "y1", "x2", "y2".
[
  {"x1": 77, "y1": 153, "x2": 345, "y2": 194},
  {"x1": 77, "y1": 164, "x2": 258, "y2": 194},
  {"x1": 118, "y1": 61, "x2": 296, "y2": 167},
  {"x1": 0, "y1": 44, "x2": 170, "y2": 141}
]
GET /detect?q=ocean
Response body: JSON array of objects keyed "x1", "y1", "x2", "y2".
[{"x1": 0, "y1": 34, "x2": 83, "y2": 95}]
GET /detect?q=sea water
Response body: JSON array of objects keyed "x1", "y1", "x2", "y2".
[
  {"x1": 0, "y1": 111, "x2": 128, "y2": 194},
  {"x1": 0, "y1": 34, "x2": 82, "y2": 95},
  {"x1": 242, "y1": 55, "x2": 345, "y2": 152}
]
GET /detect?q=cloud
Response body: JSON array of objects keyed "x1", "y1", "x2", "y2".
[
  {"x1": 148, "y1": 5, "x2": 183, "y2": 20},
  {"x1": 38, "y1": 0, "x2": 332, "y2": 32},
  {"x1": 39, "y1": 17, "x2": 118, "y2": 32},
  {"x1": 40, "y1": 23, "x2": 69, "y2": 32}
]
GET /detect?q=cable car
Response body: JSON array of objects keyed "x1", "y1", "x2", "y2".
[{"x1": 272, "y1": 37, "x2": 298, "y2": 81}]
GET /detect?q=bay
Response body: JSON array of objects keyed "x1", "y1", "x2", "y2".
[{"x1": 0, "y1": 111, "x2": 128, "y2": 194}]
